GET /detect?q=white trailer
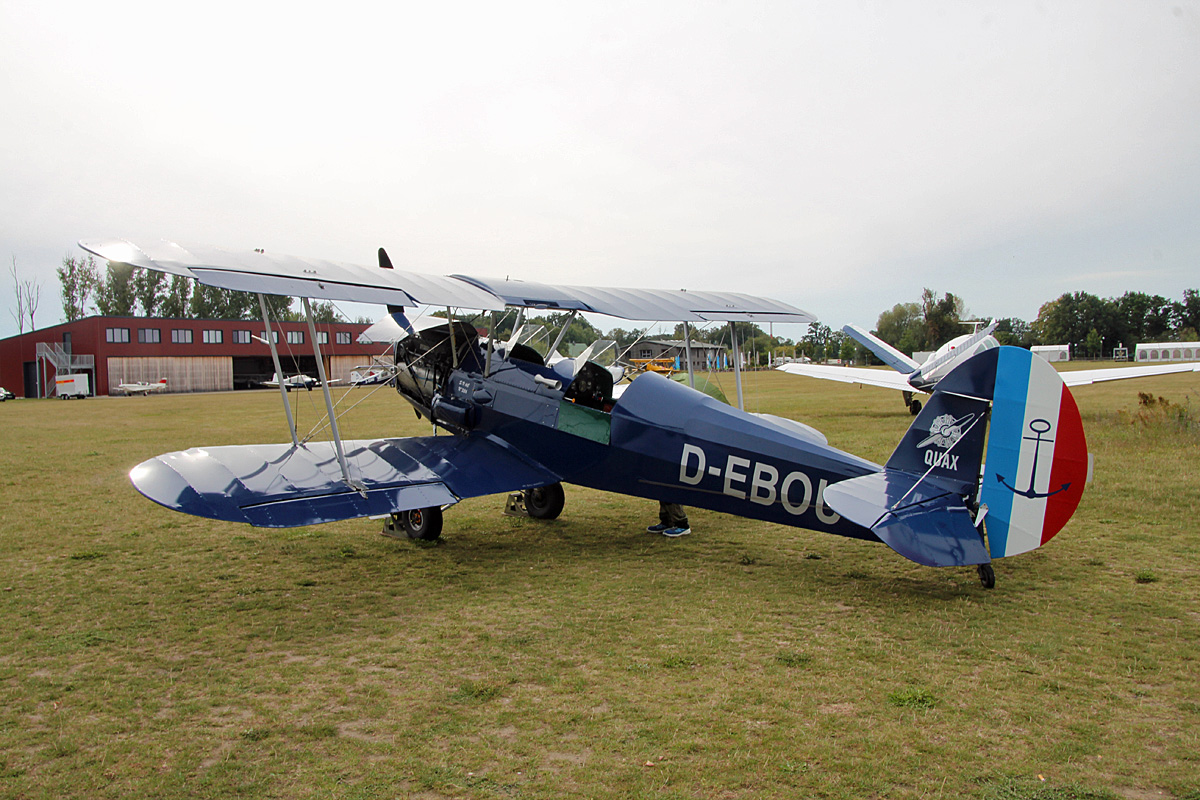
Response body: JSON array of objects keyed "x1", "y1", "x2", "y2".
[
  {"x1": 55, "y1": 373, "x2": 90, "y2": 399},
  {"x1": 1032, "y1": 345, "x2": 1071, "y2": 362}
]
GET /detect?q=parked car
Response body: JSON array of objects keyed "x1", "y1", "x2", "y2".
[{"x1": 0, "y1": 387, "x2": 15, "y2": 401}]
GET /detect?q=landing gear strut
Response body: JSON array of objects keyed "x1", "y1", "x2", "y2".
[
  {"x1": 977, "y1": 563, "x2": 996, "y2": 589},
  {"x1": 902, "y1": 391, "x2": 922, "y2": 416},
  {"x1": 383, "y1": 506, "x2": 444, "y2": 541}
]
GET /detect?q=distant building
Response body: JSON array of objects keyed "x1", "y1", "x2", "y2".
[
  {"x1": 0, "y1": 315, "x2": 388, "y2": 398},
  {"x1": 1032, "y1": 344, "x2": 1071, "y2": 362},
  {"x1": 630, "y1": 339, "x2": 729, "y2": 372},
  {"x1": 1135, "y1": 341, "x2": 1200, "y2": 363}
]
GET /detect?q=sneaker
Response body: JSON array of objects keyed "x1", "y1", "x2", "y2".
[
  {"x1": 646, "y1": 523, "x2": 671, "y2": 533},
  {"x1": 662, "y1": 526, "x2": 691, "y2": 538}
]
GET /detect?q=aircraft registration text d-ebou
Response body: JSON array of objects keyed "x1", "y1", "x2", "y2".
[{"x1": 81, "y1": 238, "x2": 1094, "y2": 588}]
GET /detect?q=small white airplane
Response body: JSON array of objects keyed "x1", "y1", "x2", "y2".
[
  {"x1": 262, "y1": 372, "x2": 342, "y2": 391},
  {"x1": 781, "y1": 321, "x2": 1200, "y2": 414},
  {"x1": 349, "y1": 366, "x2": 396, "y2": 386},
  {"x1": 118, "y1": 378, "x2": 168, "y2": 396}
]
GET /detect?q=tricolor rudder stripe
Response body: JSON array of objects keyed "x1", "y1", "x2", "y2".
[{"x1": 980, "y1": 347, "x2": 1088, "y2": 559}]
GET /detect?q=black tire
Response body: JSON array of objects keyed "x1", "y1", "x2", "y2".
[
  {"x1": 401, "y1": 506, "x2": 443, "y2": 540},
  {"x1": 524, "y1": 483, "x2": 565, "y2": 520},
  {"x1": 908, "y1": 398, "x2": 922, "y2": 416},
  {"x1": 977, "y1": 563, "x2": 996, "y2": 589}
]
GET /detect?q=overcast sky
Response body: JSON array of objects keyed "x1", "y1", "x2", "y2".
[{"x1": 2, "y1": 0, "x2": 1198, "y2": 342}]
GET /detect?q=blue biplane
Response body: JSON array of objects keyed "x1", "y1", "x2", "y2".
[{"x1": 80, "y1": 239, "x2": 1091, "y2": 588}]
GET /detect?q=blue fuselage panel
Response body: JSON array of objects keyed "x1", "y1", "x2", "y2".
[{"x1": 471, "y1": 371, "x2": 882, "y2": 541}]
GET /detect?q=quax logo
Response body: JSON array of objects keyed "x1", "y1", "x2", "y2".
[{"x1": 915, "y1": 412, "x2": 975, "y2": 471}]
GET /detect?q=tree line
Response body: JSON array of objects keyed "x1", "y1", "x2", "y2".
[
  {"x1": 56, "y1": 254, "x2": 335, "y2": 324},
  {"x1": 874, "y1": 288, "x2": 1199, "y2": 360},
  {"x1": 46, "y1": 255, "x2": 1200, "y2": 363}
]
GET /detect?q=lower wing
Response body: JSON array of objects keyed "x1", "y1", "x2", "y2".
[
  {"x1": 1061, "y1": 362, "x2": 1199, "y2": 386},
  {"x1": 130, "y1": 434, "x2": 560, "y2": 528},
  {"x1": 776, "y1": 363, "x2": 916, "y2": 392}
]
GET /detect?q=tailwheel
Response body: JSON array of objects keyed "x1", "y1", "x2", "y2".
[
  {"x1": 524, "y1": 483, "x2": 565, "y2": 520},
  {"x1": 398, "y1": 506, "x2": 443, "y2": 540},
  {"x1": 908, "y1": 397, "x2": 922, "y2": 416},
  {"x1": 977, "y1": 563, "x2": 996, "y2": 589}
]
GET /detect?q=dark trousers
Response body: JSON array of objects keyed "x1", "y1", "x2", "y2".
[{"x1": 659, "y1": 502, "x2": 689, "y2": 528}]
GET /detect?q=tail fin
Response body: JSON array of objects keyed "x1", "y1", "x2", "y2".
[
  {"x1": 823, "y1": 346, "x2": 1088, "y2": 567},
  {"x1": 909, "y1": 320, "x2": 998, "y2": 386},
  {"x1": 842, "y1": 324, "x2": 920, "y2": 374}
]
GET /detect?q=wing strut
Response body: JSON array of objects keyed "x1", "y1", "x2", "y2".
[
  {"x1": 258, "y1": 293, "x2": 299, "y2": 446},
  {"x1": 303, "y1": 297, "x2": 356, "y2": 490},
  {"x1": 548, "y1": 310, "x2": 579, "y2": 359},
  {"x1": 683, "y1": 321, "x2": 695, "y2": 389},
  {"x1": 729, "y1": 321, "x2": 745, "y2": 410}
]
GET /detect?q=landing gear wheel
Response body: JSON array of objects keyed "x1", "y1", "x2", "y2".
[
  {"x1": 401, "y1": 506, "x2": 443, "y2": 540},
  {"x1": 908, "y1": 398, "x2": 922, "y2": 416},
  {"x1": 977, "y1": 563, "x2": 996, "y2": 589},
  {"x1": 524, "y1": 483, "x2": 565, "y2": 520}
]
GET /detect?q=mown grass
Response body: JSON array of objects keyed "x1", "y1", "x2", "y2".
[{"x1": 1, "y1": 366, "x2": 1198, "y2": 799}]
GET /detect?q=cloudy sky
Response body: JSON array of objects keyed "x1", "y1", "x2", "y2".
[{"x1": 2, "y1": 0, "x2": 1198, "y2": 342}]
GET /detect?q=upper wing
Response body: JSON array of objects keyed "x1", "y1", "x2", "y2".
[
  {"x1": 1060, "y1": 362, "x2": 1200, "y2": 386},
  {"x1": 451, "y1": 274, "x2": 815, "y2": 323},
  {"x1": 78, "y1": 239, "x2": 812, "y2": 323},
  {"x1": 79, "y1": 239, "x2": 508, "y2": 310},
  {"x1": 776, "y1": 362, "x2": 916, "y2": 392},
  {"x1": 130, "y1": 433, "x2": 561, "y2": 528}
]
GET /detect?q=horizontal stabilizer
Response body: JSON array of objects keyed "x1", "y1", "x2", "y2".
[
  {"x1": 130, "y1": 434, "x2": 560, "y2": 528},
  {"x1": 842, "y1": 324, "x2": 920, "y2": 374},
  {"x1": 823, "y1": 471, "x2": 989, "y2": 567}
]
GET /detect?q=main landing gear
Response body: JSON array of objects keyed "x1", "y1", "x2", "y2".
[
  {"x1": 383, "y1": 506, "x2": 444, "y2": 541},
  {"x1": 503, "y1": 482, "x2": 566, "y2": 520},
  {"x1": 976, "y1": 563, "x2": 996, "y2": 589},
  {"x1": 902, "y1": 391, "x2": 922, "y2": 416}
]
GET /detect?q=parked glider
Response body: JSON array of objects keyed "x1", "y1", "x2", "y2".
[
  {"x1": 80, "y1": 239, "x2": 1092, "y2": 587},
  {"x1": 117, "y1": 378, "x2": 168, "y2": 396},
  {"x1": 780, "y1": 321, "x2": 1200, "y2": 414}
]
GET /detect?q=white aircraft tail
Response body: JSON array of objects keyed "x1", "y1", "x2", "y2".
[
  {"x1": 910, "y1": 321, "x2": 998, "y2": 386},
  {"x1": 841, "y1": 324, "x2": 920, "y2": 374}
]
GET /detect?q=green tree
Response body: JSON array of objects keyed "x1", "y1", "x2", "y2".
[
  {"x1": 56, "y1": 253, "x2": 100, "y2": 322},
  {"x1": 159, "y1": 276, "x2": 192, "y2": 318},
  {"x1": 132, "y1": 268, "x2": 165, "y2": 317},
  {"x1": 875, "y1": 302, "x2": 925, "y2": 354},
  {"x1": 1085, "y1": 327, "x2": 1102, "y2": 358},
  {"x1": 920, "y1": 288, "x2": 966, "y2": 346},
  {"x1": 94, "y1": 262, "x2": 137, "y2": 316},
  {"x1": 993, "y1": 317, "x2": 1034, "y2": 348}
]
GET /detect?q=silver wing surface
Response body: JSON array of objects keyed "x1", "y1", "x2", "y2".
[
  {"x1": 1060, "y1": 362, "x2": 1200, "y2": 386},
  {"x1": 79, "y1": 239, "x2": 507, "y2": 310},
  {"x1": 451, "y1": 275, "x2": 815, "y2": 323},
  {"x1": 776, "y1": 362, "x2": 916, "y2": 392},
  {"x1": 130, "y1": 434, "x2": 561, "y2": 528},
  {"x1": 78, "y1": 239, "x2": 813, "y2": 322}
]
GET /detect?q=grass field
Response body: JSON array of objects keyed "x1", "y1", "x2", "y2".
[{"x1": 1, "y1": 366, "x2": 1198, "y2": 799}]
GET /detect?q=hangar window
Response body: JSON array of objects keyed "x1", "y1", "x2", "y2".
[
  {"x1": 106, "y1": 327, "x2": 130, "y2": 343},
  {"x1": 317, "y1": 331, "x2": 329, "y2": 345},
  {"x1": 172, "y1": 329, "x2": 193, "y2": 344},
  {"x1": 336, "y1": 331, "x2": 352, "y2": 345},
  {"x1": 286, "y1": 330, "x2": 304, "y2": 345},
  {"x1": 233, "y1": 330, "x2": 251, "y2": 344},
  {"x1": 138, "y1": 328, "x2": 160, "y2": 344},
  {"x1": 259, "y1": 331, "x2": 280, "y2": 343},
  {"x1": 203, "y1": 330, "x2": 223, "y2": 344}
]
